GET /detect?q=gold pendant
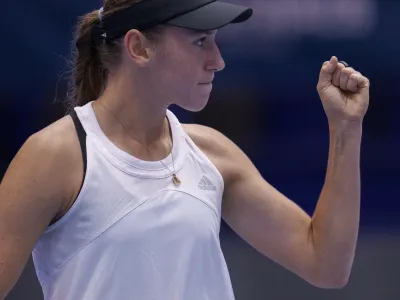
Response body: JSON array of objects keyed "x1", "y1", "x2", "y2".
[{"x1": 172, "y1": 174, "x2": 181, "y2": 186}]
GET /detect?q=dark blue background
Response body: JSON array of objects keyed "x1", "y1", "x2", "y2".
[{"x1": 1, "y1": 0, "x2": 399, "y2": 299}]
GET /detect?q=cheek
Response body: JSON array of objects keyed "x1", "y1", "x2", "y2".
[
  {"x1": 155, "y1": 47, "x2": 202, "y2": 95},
  {"x1": 167, "y1": 60, "x2": 199, "y2": 89},
  {"x1": 167, "y1": 46, "x2": 200, "y2": 76}
]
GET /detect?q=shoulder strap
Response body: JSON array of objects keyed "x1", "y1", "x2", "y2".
[{"x1": 69, "y1": 109, "x2": 87, "y2": 176}]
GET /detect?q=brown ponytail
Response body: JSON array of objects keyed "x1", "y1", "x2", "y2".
[
  {"x1": 68, "y1": 10, "x2": 106, "y2": 108},
  {"x1": 66, "y1": 0, "x2": 164, "y2": 110}
]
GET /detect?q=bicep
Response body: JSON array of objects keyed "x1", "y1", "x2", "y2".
[
  {"x1": 185, "y1": 124, "x2": 318, "y2": 280},
  {"x1": 0, "y1": 135, "x2": 70, "y2": 297},
  {"x1": 221, "y1": 147, "x2": 316, "y2": 281}
]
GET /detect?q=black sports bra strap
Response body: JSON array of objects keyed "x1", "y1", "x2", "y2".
[{"x1": 69, "y1": 109, "x2": 87, "y2": 176}]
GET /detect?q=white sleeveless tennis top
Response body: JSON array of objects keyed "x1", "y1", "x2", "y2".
[{"x1": 31, "y1": 102, "x2": 235, "y2": 300}]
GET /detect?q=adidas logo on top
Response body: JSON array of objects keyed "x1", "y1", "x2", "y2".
[{"x1": 198, "y1": 175, "x2": 216, "y2": 191}]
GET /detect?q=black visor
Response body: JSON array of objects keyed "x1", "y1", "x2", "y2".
[
  {"x1": 90, "y1": 0, "x2": 253, "y2": 46},
  {"x1": 166, "y1": 1, "x2": 253, "y2": 30}
]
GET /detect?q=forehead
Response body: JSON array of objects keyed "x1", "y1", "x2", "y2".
[
  {"x1": 186, "y1": 29, "x2": 219, "y2": 36},
  {"x1": 164, "y1": 26, "x2": 219, "y2": 37}
]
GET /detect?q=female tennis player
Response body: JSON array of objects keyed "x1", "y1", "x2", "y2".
[{"x1": 0, "y1": 0, "x2": 370, "y2": 299}]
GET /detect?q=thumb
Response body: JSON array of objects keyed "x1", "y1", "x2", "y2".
[{"x1": 318, "y1": 56, "x2": 338, "y2": 90}]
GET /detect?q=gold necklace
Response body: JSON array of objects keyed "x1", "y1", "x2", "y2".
[{"x1": 97, "y1": 101, "x2": 181, "y2": 186}]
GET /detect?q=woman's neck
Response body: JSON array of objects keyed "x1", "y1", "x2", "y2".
[{"x1": 95, "y1": 74, "x2": 169, "y2": 147}]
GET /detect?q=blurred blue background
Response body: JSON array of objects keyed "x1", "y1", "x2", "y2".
[{"x1": 1, "y1": 0, "x2": 399, "y2": 299}]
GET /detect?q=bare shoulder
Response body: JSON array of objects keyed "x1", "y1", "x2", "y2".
[
  {"x1": 24, "y1": 115, "x2": 82, "y2": 183},
  {"x1": 1, "y1": 114, "x2": 84, "y2": 218},
  {"x1": 32, "y1": 114, "x2": 83, "y2": 194},
  {"x1": 182, "y1": 124, "x2": 252, "y2": 183},
  {"x1": 29, "y1": 114, "x2": 80, "y2": 159},
  {"x1": 182, "y1": 124, "x2": 231, "y2": 155}
]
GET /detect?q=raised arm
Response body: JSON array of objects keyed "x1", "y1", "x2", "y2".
[{"x1": 185, "y1": 56, "x2": 369, "y2": 289}]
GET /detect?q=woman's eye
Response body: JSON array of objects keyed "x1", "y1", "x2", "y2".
[{"x1": 194, "y1": 37, "x2": 207, "y2": 47}]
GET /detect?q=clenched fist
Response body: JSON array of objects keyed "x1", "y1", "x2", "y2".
[{"x1": 317, "y1": 56, "x2": 370, "y2": 127}]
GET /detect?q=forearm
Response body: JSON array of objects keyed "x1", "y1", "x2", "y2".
[{"x1": 310, "y1": 122, "x2": 363, "y2": 287}]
